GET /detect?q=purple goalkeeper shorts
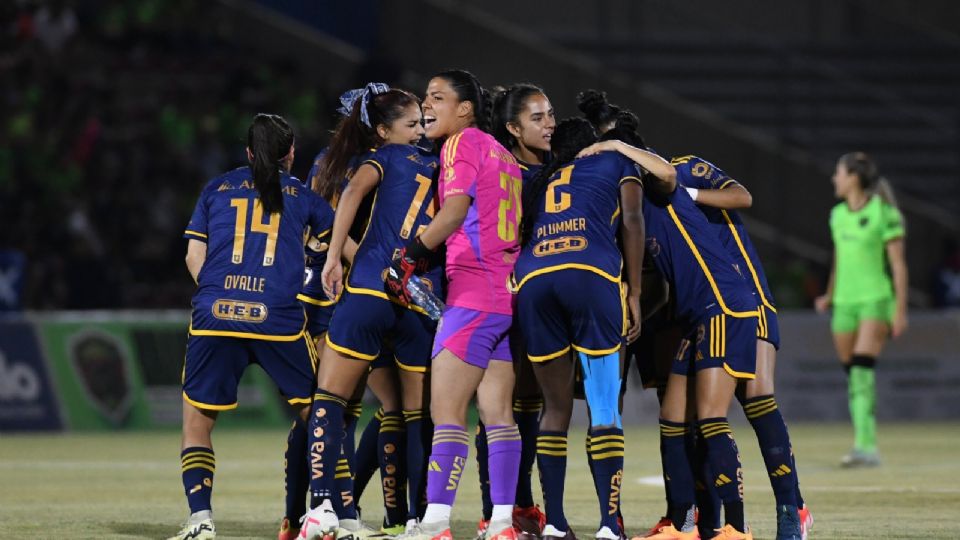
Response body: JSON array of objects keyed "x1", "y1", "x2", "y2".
[{"x1": 431, "y1": 306, "x2": 512, "y2": 369}]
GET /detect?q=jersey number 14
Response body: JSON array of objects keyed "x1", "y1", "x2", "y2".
[{"x1": 229, "y1": 198, "x2": 280, "y2": 266}]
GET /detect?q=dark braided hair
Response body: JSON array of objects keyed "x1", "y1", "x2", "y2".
[
  {"x1": 519, "y1": 117, "x2": 597, "y2": 246},
  {"x1": 577, "y1": 89, "x2": 621, "y2": 134},
  {"x1": 247, "y1": 113, "x2": 294, "y2": 214},
  {"x1": 600, "y1": 110, "x2": 646, "y2": 149}
]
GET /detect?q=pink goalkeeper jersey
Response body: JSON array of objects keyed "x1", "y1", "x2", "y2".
[{"x1": 439, "y1": 127, "x2": 521, "y2": 315}]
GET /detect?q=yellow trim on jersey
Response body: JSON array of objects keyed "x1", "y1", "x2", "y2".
[
  {"x1": 343, "y1": 283, "x2": 429, "y2": 316},
  {"x1": 515, "y1": 263, "x2": 620, "y2": 291},
  {"x1": 184, "y1": 230, "x2": 208, "y2": 239},
  {"x1": 720, "y1": 209, "x2": 776, "y2": 312},
  {"x1": 619, "y1": 175, "x2": 642, "y2": 185},
  {"x1": 361, "y1": 159, "x2": 384, "y2": 180},
  {"x1": 305, "y1": 332, "x2": 320, "y2": 373},
  {"x1": 188, "y1": 324, "x2": 306, "y2": 342},
  {"x1": 757, "y1": 306, "x2": 768, "y2": 339},
  {"x1": 395, "y1": 356, "x2": 428, "y2": 373},
  {"x1": 723, "y1": 362, "x2": 756, "y2": 380},
  {"x1": 572, "y1": 343, "x2": 621, "y2": 356},
  {"x1": 312, "y1": 227, "x2": 332, "y2": 240},
  {"x1": 183, "y1": 392, "x2": 238, "y2": 411},
  {"x1": 670, "y1": 155, "x2": 695, "y2": 165},
  {"x1": 287, "y1": 397, "x2": 312, "y2": 405},
  {"x1": 297, "y1": 293, "x2": 335, "y2": 307},
  {"x1": 610, "y1": 206, "x2": 621, "y2": 225},
  {"x1": 325, "y1": 333, "x2": 377, "y2": 361},
  {"x1": 709, "y1": 314, "x2": 726, "y2": 358},
  {"x1": 666, "y1": 204, "x2": 759, "y2": 318},
  {"x1": 529, "y1": 345, "x2": 572, "y2": 363},
  {"x1": 717, "y1": 179, "x2": 738, "y2": 190},
  {"x1": 518, "y1": 163, "x2": 529, "y2": 171}
]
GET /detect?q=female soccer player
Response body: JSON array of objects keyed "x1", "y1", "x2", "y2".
[
  {"x1": 169, "y1": 114, "x2": 333, "y2": 540},
  {"x1": 514, "y1": 117, "x2": 663, "y2": 540},
  {"x1": 297, "y1": 84, "x2": 440, "y2": 540},
  {"x1": 673, "y1": 154, "x2": 808, "y2": 539},
  {"x1": 587, "y1": 121, "x2": 759, "y2": 540},
  {"x1": 469, "y1": 83, "x2": 555, "y2": 539},
  {"x1": 386, "y1": 69, "x2": 522, "y2": 540},
  {"x1": 815, "y1": 152, "x2": 907, "y2": 467}
]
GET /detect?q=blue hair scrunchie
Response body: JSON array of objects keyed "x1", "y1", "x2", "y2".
[{"x1": 337, "y1": 82, "x2": 391, "y2": 127}]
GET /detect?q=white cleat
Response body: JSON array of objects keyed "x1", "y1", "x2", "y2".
[
  {"x1": 594, "y1": 526, "x2": 619, "y2": 540},
  {"x1": 167, "y1": 510, "x2": 215, "y2": 540},
  {"x1": 300, "y1": 500, "x2": 339, "y2": 540}
]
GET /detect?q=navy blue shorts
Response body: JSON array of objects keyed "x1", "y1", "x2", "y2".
[
  {"x1": 623, "y1": 312, "x2": 683, "y2": 392},
  {"x1": 182, "y1": 332, "x2": 317, "y2": 410},
  {"x1": 300, "y1": 296, "x2": 334, "y2": 337},
  {"x1": 756, "y1": 304, "x2": 780, "y2": 350},
  {"x1": 326, "y1": 290, "x2": 435, "y2": 372},
  {"x1": 672, "y1": 308, "x2": 758, "y2": 379},
  {"x1": 517, "y1": 269, "x2": 624, "y2": 363}
]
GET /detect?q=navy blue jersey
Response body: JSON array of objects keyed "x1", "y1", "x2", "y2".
[
  {"x1": 184, "y1": 166, "x2": 334, "y2": 338},
  {"x1": 514, "y1": 152, "x2": 641, "y2": 289},
  {"x1": 517, "y1": 159, "x2": 544, "y2": 184},
  {"x1": 642, "y1": 182, "x2": 758, "y2": 325},
  {"x1": 673, "y1": 155, "x2": 776, "y2": 312},
  {"x1": 299, "y1": 149, "x2": 372, "y2": 306},
  {"x1": 345, "y1": 144, "x2": 443, "y2": 303}
]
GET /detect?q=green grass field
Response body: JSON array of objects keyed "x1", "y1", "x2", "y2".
[{"x1": 1, "y1": 422, "x2": 957, "y2": 539}]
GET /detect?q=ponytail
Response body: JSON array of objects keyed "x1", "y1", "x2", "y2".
[
  {"x1": 316, "y1": 85, "x2": 419, "y2": 201},
  {"x1": 520, "y1": 117, "x2": 597, "y2": 246},
  {"x1": 839, "y1": 151, "x2": 898, "y2": 208},
  {"x1": 247, "y1": 113, "x2": 294, "y2": 215}
]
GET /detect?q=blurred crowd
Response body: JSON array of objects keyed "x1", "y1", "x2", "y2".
[
  {"x1": 1, "y1": 0, "x2": 335, "y2": 309},
  {"x1": 2, "y1": 1, "x2": 956, "y2": 311}
]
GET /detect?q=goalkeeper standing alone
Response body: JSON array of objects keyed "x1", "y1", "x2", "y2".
[{"x1": 815, "y1": 152, "x2": 908, "y2": 467}]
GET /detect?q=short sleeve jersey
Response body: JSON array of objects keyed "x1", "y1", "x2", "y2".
[
  {"x1": 514, "y1": 152, "x2": 641, "y2": 289},
  {"x1": 642, "y1": 183, "x2": 758, "y2": 324},
  {"x1": 346, "y1": 144, "x2": 444, "y2": 303},
  {"x1": 829, "y1": 194, "x2": 904, "y2": 304},
  {"x1": 673, "y1": 155, "x2": 776, "y2": 312},
  {"x1": 184, "y1": 167, "x2": 334, "y2": 338},
  {"x1": 438, "y1": 127, "x2": 521, "y2": 315}
]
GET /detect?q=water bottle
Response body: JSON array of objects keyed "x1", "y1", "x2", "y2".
[{"x1": 406, "y1": 274, "x2": 445, "y2": 321}]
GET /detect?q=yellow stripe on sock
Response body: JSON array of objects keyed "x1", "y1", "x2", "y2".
[
  {"x1": 589, "y1": 434, "x2": 625, "y2": 443},
  {"x1": 182, "y1": 463, "x2": 215, "y2": 474},
  {"x1": 590, "y1": 441, "x2": 625, "y2": 452},
  {"x1": 536, "y1": 450, "x2": 568, "y2": 457},
  {"x1": 591, "y1": 451, "x2": 625, "y2": 460}
]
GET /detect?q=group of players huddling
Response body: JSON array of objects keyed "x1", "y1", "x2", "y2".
[{"x1": 172, "y1": 69, "x2": 815, "y2": 540}]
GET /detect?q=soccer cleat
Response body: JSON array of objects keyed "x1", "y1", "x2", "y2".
[
  {"x1": 798, "y1": 505, "x2": 813, "y2": 540},
  {"x1": 337, "y1": 518, "x2": 383, "y2": 540},
  {"x1": 635, "y1": 524, "x2": 699, "y2": 540},
  {"x1": 513, "y1": 505, "x2": 546, "y2": 537},
  {"x1": 708, "y1": 525, "x2": 752, "y2": 540},
  {"x1": 840, "y1": 449, "x2": 881, "y2": 468},
  {"x1": 395, "y1": 521, "x2": 453, "y2": 540},
  {"x1": 278, "y1": 517, "x2": 300, "y2": 540},
  {"x1": 485, "y1": 521, "x2": 519, "y2": 540},
  {"x1": 639, "y1": 517, "x2": 673, "y2": 538},
  {"x1": 542, "y1": 524, "x2": 578, "y2": 540},
  {"x1": 300, "y1": 499, "x2": 339, "y2": 540},
  {"x1": 167, "y1": 512, "x2": 216, "y2": 540},
  {"x1": 474, "y1": 519, "x2": 490, "y2": 540},
  {"x1": 775, "y1": 505, "x2": 801, "y2": 540},
  {"x1": 595, "y1": 526, "x2": 621, "y2": 540},
  {"x1": 381, "y1": 522, "x2": 406, "y2": 536}
]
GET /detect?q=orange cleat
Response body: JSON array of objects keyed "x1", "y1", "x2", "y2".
[
  {"x1": 635, "y1": 524, "x2": 699, "y2": 539},
  {"x1": 708, "y1": 525, "x2": 752, "y2": 540},
  {"x1": 798, "y1": 505, "x2": 813, "y2": 540},
  {"x1": 639, "y1": 518, "x2": 673, "y2": 538}
]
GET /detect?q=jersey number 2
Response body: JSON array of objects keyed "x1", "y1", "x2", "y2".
[
  {"x1": 498, "y1": 172, "x2": 522, "y2": 242},
  {"x1": 545, "y1": 165, "x2": 573, "y2": 213},
  {"x1": 230, "y1": 198, "x2": 280, "y2": 266}
]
